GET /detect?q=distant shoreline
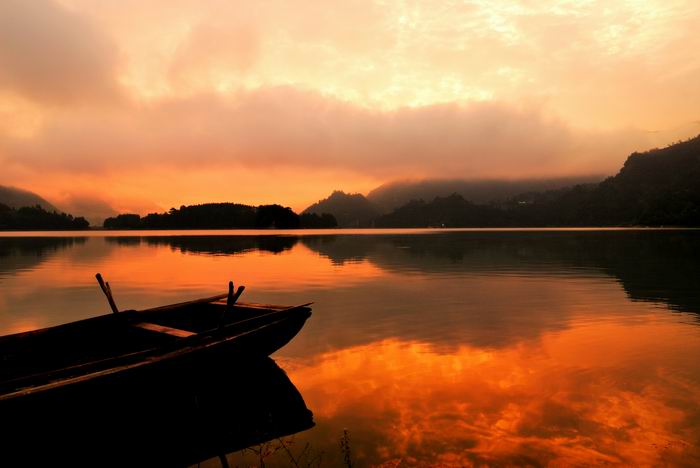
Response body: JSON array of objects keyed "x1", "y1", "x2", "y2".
[{"x1": 1, "y1": 226, "x2": 698, "y2": 238}]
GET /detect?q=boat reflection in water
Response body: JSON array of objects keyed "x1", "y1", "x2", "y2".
[{"x1": 0, "y1": 357, "x2": 314, "y2": 467}]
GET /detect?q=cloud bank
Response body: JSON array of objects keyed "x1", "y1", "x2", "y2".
[
  {"x1": 0, "y1": 0, "x2": 698, "y2": 213},
  {"x1": 2, "y1": 87, "x2": 645, "y2": 179}
]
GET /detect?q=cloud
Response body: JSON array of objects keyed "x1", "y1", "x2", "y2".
[
  {"x1": 0, "y1": 86, "x2": 647, "y2": 180},
  {"x1": 0, "y1": 0, "x2": 121, "y2": 106},
  {"x1": 168, "y1": 20, "x2": 260, "y2": 90}
]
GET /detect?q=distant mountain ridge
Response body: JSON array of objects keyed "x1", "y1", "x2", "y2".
[
  {"x1": 0, "y1": 186, "x2": 58, "y2": 212},
  {"x1": 311, "y1": 135, "x2": 700, "y2": 228},
  {"x1": 304, "y1": 178, "x2": 606, "y2": 227},
  {"x1": 375, "y1": 194, "x2": 506, "y2": 227},
  {"x1": 302, "y1": 191, "x2": 380, "y2": 227},
  {"x1": 367, "y1": 176, "x2": 604, "y2": 212}
]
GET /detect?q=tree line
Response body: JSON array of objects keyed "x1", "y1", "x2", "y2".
[
  {"x1": 0, "y1": 204, "x2": 90, "y2": 230},
  {"x1": 103, "y1": 203, "x2": 337, "y2": 229}
]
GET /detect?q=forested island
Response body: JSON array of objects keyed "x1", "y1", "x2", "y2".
[{"x1": 103, "y1": 203, "x2": 337, "y2": 229}]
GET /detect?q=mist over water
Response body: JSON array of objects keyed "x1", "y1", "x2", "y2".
[{"x1": 1, "y1": 229, "x2": 699, "y2": 466}]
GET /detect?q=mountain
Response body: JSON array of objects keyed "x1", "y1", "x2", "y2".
[
  {"x1": 597, "y1": 135, "x2": 700, "y2": 225},
  {"x1": 375, "y1": 194, "x2": 507, "y2": 228},
  {"x1": 376, "y1": 135, "x2": 700, "y2": 227},
  {"x1": 0, "y1": 186, "x2": 58, "y2": 212},
  {"x1": 302, "y1": 191, "x2": 380, "y2": 227},
  {"x1": 367, "y1": 176, "x2": 604, "y2": 212},
  {"x1": 504, "y1": 135, "x2": 700, "y2": 226}
]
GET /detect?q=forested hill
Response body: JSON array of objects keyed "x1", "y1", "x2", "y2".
[
  {"x1": 376, "y1": 135, "x2": 700, "y2": 227},
  {"x1": 302, "y1": 191, "x2": 380, "y2": 228},
  {"x1": 0, "y1": 186, "x2": 58, "y2": 212},
  {"x1": 0, "y1": 204, "x2": 89, "y2": 230},
  {"x1": 592, "y1": 135, "x2": 700, "y2": 225},
  {"x1": 504, "y1": 135, "x2": 700, "y2": 227},
  {"x1": 367, "y1": 176, "x2": 603, "y2": 212},
  {"x1": 103, "y1": 203, "x2": 337, "y2": 229}
]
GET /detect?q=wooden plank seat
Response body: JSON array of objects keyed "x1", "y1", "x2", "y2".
[
  {"x1": 132, "y1": 322, "x2": 196, "y2": 338},
  {"x1": 211, "y1": 301, "x2": 286, "y2": 310}
]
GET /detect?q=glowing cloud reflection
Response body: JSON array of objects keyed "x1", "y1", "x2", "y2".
[{"x1": 286, "y1": 321, "x2": 700, "y2": 466}]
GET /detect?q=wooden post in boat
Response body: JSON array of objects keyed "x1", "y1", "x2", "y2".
[
  {"x1": 226, "y1": 281, "x2": 234, "y2": 314},
  {"x1": 219, "y1": 281, "x2": 245, "y2": 328},
  {"x1": 95, "y1": 273, "x2": 120, "y2": 314}
]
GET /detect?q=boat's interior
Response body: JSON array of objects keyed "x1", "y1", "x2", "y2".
[
  {"x1": 141, "y1": 300, "x2": 290, "y2": 334},
  {"x1": 0, "y1": 301, "x2": 294, "y2": 392}
]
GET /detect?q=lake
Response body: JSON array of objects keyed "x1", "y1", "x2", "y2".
[{"x1": 1, "y1": 229, "x2": 699, "y2": 466}]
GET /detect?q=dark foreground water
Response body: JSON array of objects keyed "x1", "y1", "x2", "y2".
[{"x1": 1, "y1": 229, "x2": 700, "y2": 466}]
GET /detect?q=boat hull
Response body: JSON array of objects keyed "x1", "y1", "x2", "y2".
[{"x1": 0, "y1": 304, "x2": 311, "y2": 404}]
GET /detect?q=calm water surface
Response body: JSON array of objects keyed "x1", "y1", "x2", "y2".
[{"x1": 1, "y1": 229, "x2": 700, "y2": 466}]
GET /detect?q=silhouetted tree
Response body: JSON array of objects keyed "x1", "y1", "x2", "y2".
[
  {"x1": 103, "y1": 214, "x2": 142, "y2": 229},
  {"x1": 255, "y1": 204, "x2": 300, "y2": 229}
]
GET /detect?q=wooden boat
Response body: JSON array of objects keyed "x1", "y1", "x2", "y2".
[{"x1": 0, "y1": 274, "x2": 312, "y2": 404}]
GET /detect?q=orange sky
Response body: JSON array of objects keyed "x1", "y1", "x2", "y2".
[{"x1": 1, "y1": 0, "x2": 699, "y2": 217}]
